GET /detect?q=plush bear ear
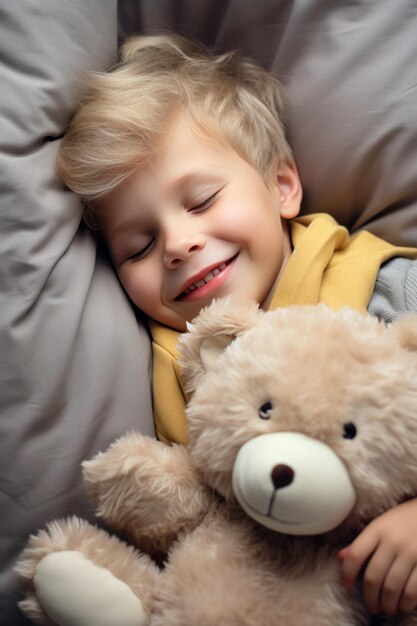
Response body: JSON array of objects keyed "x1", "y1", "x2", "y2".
[
  {"x1": 178, "y1": 298, "x2": 262, "y2": 394},
  {"x1": 199, "y1": 333, "x2": 236, "y2": 372},
  {"x1": 390, "y1": 314, "x2": 417, "y2": 351}
]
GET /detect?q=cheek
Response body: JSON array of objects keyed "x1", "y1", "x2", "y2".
[
  {"x1": 216, "y1": 200, "x2": 278, "y2": 242},
  {"x1": 118, "y1": 263, "x2": 160, "y2": 310}
]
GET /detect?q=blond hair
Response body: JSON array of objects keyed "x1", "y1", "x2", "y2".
[{"x1": 57, "y1": 34, "x2": 292, "y2": 215}]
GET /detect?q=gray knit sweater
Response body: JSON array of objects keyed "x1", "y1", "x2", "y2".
[{"x1": 368, "y1": 257, "x2": 417, "y2": 322}]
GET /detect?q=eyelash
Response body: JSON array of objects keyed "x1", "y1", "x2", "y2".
[
  {"x1": 126, "y1": 238, "x2": 155, "y2": 263},
  {"x1": 189, "y1": 190, "x2": 220, "y2": 212}
]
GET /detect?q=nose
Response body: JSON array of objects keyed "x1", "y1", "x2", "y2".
[
  {"x1": 163, "y1": 221, "x2": 206, "y2": 268},
  {"x1": 271, "y1": 464, "x2": 294, "y2": 490}
]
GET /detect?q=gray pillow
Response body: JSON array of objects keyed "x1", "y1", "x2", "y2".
[
  {"x1": 119, "y1": 0, "x2": 417, "y2": 246},
  {"x1": 0, "y1": 2, "x2": 154, "y2": 623}
]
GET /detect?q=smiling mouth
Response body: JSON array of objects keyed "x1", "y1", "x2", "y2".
[{"x1": 174, "y1": 255, "x2": 238, "y2": 301}]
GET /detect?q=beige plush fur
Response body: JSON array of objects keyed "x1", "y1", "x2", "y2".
[{"x1": 16, "y1": 301, "x2": 417, "y2": 626}]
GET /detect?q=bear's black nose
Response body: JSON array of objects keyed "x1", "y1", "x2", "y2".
[{"x1": 271, "y1": 464, "x2": 294, "y2": 489}]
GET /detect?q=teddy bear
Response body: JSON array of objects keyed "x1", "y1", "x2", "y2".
[{"x1": 15, "y1": 300, "x2": 417, "y2": 626}]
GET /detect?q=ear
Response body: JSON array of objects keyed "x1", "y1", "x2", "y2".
[
  {"x1": 273, "y1": 158, "x2": 303, "y2": 220},
  {"x1": 390, "y1": 314, "x2": 417, "y2": 351},
  {"x1": 178, "y1": 298, "x2": 262, "y2": 394},
  {"x1": 199, "y1": 333, "x2": 235, "y2": 372}
]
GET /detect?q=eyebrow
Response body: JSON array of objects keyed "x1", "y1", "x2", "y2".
[
  {"x1": 165, "y1": 170, "x2": 224, "y2": 194},
  {"x1": 110, "y1": 218, "x2": 144, "y2": 239}
]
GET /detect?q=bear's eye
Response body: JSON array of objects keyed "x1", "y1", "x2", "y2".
[
  {"x1": 342, "y1": 422, "x2": 357, "y2": 439},
  {"x1": 258, "y1": 401, "x2": 273, "y2": 420}
]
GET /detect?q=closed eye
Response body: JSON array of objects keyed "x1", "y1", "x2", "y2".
[
  {"x1": 126, "y1": 238, "x2": 155, "y2": 262},
  {"x1": 189, "y1": 190, "x2": 220, "y2": 213}
]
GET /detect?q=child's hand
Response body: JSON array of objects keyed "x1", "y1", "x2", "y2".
[{"x1": 338, "y1": 498, "x2": 417, "y2": 616}]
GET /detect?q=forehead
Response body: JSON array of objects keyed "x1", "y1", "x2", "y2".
[
  {"x1": 148, "y1": 114, "x2": 240, "y2": 189},
  {"x1": 162, "y1": 113, "x2": 229, "y2": 156}
]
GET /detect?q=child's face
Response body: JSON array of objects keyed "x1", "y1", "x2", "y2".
[{"x1": 99, "y1": 115, "x2": 302, "y2": 330}]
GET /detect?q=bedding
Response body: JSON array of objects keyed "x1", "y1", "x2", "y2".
[
  {"x1": 0, "y1": 2, "x2": 154, "y2": 624},
  {"x1": 2, "y1": 1, "x2": 417, "y2": 624}
]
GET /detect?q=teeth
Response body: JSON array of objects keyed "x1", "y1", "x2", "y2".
[{"x1": 184, "y1": 262, "x2": 228, "y2": 295}]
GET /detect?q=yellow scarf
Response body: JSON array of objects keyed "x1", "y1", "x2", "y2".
[{"x1": 150, "y1": 214, "x2": 417, "y2": 445}]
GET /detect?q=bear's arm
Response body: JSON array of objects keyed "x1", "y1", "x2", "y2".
[{"x1": 82, "y1": 432, "x2": 214, "y2": 555}]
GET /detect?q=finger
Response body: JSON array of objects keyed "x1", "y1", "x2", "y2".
[
  {"x1": 399, "y1": 565, "x2": 417, "y2": 613},
  {"x1": 340, "y1": 532, "x2": 380, "y2": 587},
  {"x1": 338, "y1": 547, "x2": 348, "y2": 561},
  {"x1": 362, "y1": 547, "x2": 396, "y2": 614},
  {"x1": 380, "y1": 556, "x2": 414, "y2": 616}
]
